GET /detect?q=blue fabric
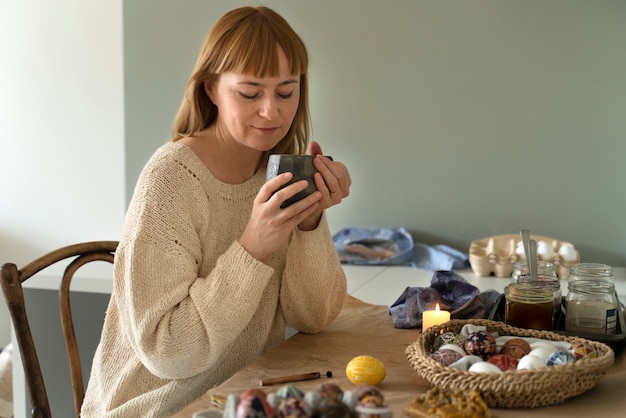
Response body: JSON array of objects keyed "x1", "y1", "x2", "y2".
[
  {"x1": 388, "y1": 270, "x2": 501, "y2": 329},
  {"x1": 333, "y1": 227, "x2": 415, "y2": 266},
  {"x1": 333, "y1": 227, "x2": 469, "y2": 270}
]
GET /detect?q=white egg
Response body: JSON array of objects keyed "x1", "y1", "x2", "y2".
[
  {"x1": 528, "y1": 347, "x2": 556, "y2": 362},
  {"x1": 469, "y1": 361, "x2": 503, "y2": 374},
  {"x1": 517, "y1": 354, "x2": 546, "y2": 370},
  {"x1": 516, "y1": 241, "x2": 526, "y2": 258},
  {"x1": 530, "y1": 342, "x2": 559, "y2": 353},
  {"x1": 558, "y1": 244, "x2": 577, "y2": 261},
  {"x1": 537, "y1": 241, "x2": 555, "y2": 260},
  {"x1": 439, "y1": 344, "x2": 467, "y2": 357}
]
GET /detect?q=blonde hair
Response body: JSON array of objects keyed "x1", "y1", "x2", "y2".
[{"x1": 172, "y1": 6, "x2": 310, "y2": 156}]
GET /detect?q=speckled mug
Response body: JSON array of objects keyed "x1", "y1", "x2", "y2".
[{"x1": 266, "y1": 154, "x2": 318, "y2": 208}]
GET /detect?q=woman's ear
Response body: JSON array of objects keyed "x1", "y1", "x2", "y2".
[{"x1": 204, "y1": 81, "x2": 215, "y2": 103}]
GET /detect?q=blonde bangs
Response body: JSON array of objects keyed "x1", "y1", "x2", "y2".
[{"x1": 213, "y1": 10, "x2": 307, "y2": 77}]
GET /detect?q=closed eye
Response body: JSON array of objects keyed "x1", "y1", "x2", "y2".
[{"x1": 239, "y1": 92, "x2": 259, "y2": 100}]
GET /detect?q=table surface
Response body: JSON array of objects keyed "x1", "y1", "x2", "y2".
[{"x1": 173, "y1": 271, "x2": 626, "y2": 418}]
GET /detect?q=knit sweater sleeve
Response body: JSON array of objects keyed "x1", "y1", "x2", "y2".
[
  {"x1": 114, "y1": 151, "x2": 274, "y2": 380},
  {"x1": 279, "y1": 211, "x2": 347, "y2": 333}
]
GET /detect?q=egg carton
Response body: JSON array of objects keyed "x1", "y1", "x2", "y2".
[{"x1": 469, "y1": 234, "x2": 579, "y2": 279}]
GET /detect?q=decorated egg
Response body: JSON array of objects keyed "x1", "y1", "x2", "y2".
[
  {"x1": 487, "y1": 354, "x2": 519, "y2": 371},
  {"x1": 569, "y1": 342, "x2": 597, "y2": 360},
  {"x1": 276, "y1": 384, "x2": 304, "y2": 400},
  {"x1": 352, "y1": 384, "x2": 383, "y2": 402},
  {"x1": 500, "y1": 338, "x2": 531, "y2": 359},
  {"x1": 469, "y1": 361, "x2": 503, "y2": 373},
  {"x1": 346, "y1": 355, "x2": 386, "y2": 386},
  {"x1": 434, "y1": 331, "x2": 463, "y2": 349},
  {"x1": 463, "y1": 331, "x2": 497, "y2": 359},
  {"x1": 316, "y1": 383, "x2": 344, "y2": 401},
  {"x1": 239, "y1": 388, "x2": 268, "y2": 400},
  {"x1": 276, "y1": 397, "x2": 311, "y2": 418},
  {"x1": 546, "y1": 351, "x2": 576, "y2": 366},
  {"x1": 438, "y1": 344, "x2": 467, "y2": 357},
  {"x1": 430, "y1": 348, "x2": 463, "y2": 366},
  {"x1": 358, "y1": 394, "x2": 385, "y2": 409},
  {"x1": 318, "y1": 397, "x2": 351, "y2": 418},
  {"x1": 517, "y1": 354, "x2": 546, "y2": 370},
  {"x1": 236, "y1": 390, "x2": 273, "y2": 418}
]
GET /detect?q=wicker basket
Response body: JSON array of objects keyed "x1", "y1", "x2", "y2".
[{"x1": 406, "y1": 319, "x2": 615, "y2": 409}]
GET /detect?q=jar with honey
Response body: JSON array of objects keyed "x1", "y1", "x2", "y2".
[{"x1": 505, "y1": 283, "x2": 554, "y2": 330}]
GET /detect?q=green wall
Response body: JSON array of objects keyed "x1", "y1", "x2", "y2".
[{"x1": 124, "y1": 0, "x2": 626, "y2": 266}]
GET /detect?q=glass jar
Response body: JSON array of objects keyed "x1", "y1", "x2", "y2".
[
  {"x1": 505, "y1": 283, "x2": 554, "y2": 331},
  {"x1": 516, "y1": 273, "x2": 562, "y2": 314},
  {"x1": 564, "y1": 280, "x2": 618, "y2": 335},
  {"x1": 512, "y1": 261, "x2": 557, "y2": 281},
  {"x1": 569, "y1": 263, "x2": 614, "y2": 283}
]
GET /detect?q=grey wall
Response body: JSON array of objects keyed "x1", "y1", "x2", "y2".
[{"x1": 124, "y1": 0, "x2": 626, "y2": 266}]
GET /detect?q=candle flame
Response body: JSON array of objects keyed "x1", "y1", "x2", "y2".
[{"x1": 435, "y1": 303, "x2": 440, "y2": 313}]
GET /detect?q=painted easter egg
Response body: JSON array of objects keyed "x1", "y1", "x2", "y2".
[
  {"x1": 236, "y1": 390, "x2": 273, "y2": 418},
  {"x1": 276, "y1": 384, "x2": 305, "y2": 400},
  {"x1": 276, "y1": 397, "x2": 311, "y2": 418},
  {"x1": 315, "y1": 383, "x2": 344, "y2": 401},
  {"x1": 500, "y1": 338, "x2": 531, "y2": 360},
  {"x1": 346, "y1": 355, "x2": 386, "y2": 386},
  {"x1": 546, "y1": 351, "x2": 577, "y2": 366},
  {"x1": 352, "y1": 384, "x2": 384, "y2": 403},
  {"x1": 430, "y1": 348, "x2": 463, "y2": 367},
  {"x1": 318, "y1": 398, "x2": 351, "y2": 418},
  {"x1": 434, "y1": 331, "x2": 462, "y2": 349},
  {"x1": 569, "y1": 342, "x2": 597, "y2": 361},
  {"x1": 487, "y1": 354, "x2": 519, "y2": 371},
  {"x1": 463, "y1": 331, "x2": 497, "y2": 359}
]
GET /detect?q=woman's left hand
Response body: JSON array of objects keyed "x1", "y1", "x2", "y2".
[{"x1": 298, "y1": 141, "x2": 351, "y2": 230}]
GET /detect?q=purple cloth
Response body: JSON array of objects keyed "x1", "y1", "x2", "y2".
[{"x1": 388, "y1": 270, "x2": 501, "y2": 329}]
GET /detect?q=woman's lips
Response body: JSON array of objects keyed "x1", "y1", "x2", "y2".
[{"x1": 255, "y1": 126, "x2": 279, "y2": 135}]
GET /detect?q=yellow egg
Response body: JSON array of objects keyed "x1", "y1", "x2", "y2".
[{"x1": 345, "y1": 355, "x2": 386, "y2": 386}]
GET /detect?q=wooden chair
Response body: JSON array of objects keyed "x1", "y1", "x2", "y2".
[{"x1": 0, "y1": 241, "x2": 118, "y2": 418}]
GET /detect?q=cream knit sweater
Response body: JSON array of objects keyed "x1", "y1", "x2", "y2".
[{"x1": 81, "y1": 142, "x2": 347, "y2": 417}]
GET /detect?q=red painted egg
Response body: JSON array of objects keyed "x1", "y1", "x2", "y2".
[
  {"x1": 500, "y1": 338, "x2": 531, "y2": 360},
  {"x1": 487, "y1": 354, "x2": 519, "y2": 371}
]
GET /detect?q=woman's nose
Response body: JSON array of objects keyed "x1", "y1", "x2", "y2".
[{"x1": 258, "y1": 96, "x2": 278, "y2": 120}]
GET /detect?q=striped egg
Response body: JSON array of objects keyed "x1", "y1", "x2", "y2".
[{"x1": 345, "y1": 355, "x2": 386, "y2": 386}]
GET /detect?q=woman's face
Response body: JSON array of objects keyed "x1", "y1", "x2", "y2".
[{"x1": 208, "y1": 47, "x2": 300, "y2": 152}]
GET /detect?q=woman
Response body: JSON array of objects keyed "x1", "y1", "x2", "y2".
[{"x1": 82, "y1": 6, "x2": 350, "y2": 417}]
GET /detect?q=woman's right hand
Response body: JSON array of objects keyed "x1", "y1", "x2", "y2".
[{"x1": 238, "y1": 172, "x2": 322, "y2": 261}]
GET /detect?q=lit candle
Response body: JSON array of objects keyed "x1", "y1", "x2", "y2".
[{"x1": 422, "y1": 303, "x2": 451, "y2": 332}]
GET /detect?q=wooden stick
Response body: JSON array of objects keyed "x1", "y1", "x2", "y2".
[{"x1": 259, "y1": 371, "x2": 332, "y2": 386}]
